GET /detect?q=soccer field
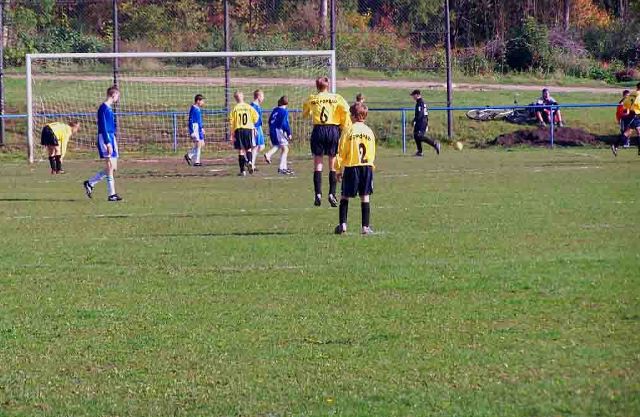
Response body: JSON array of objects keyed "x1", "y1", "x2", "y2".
[{"x1": 1, "y1": 148, "x2": 639, "y2": 416}]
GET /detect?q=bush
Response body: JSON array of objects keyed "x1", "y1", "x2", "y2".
[
  {"x1": 615, "y1": 68, "x2": 640, "y2": 82},
  {"x1": 505, "y1": 17, "x2": 552, "y2": 72},
  {"x1": 455, "y1": 48, "x2": 492, "y2": 76},
  {"x1": 583, "y1": 20, "x2": 640, "y2": 67}
]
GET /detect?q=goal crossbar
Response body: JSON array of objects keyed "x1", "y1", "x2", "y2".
[{"x1": 26, "y1": 50, "x2": 336, "y2": 163}]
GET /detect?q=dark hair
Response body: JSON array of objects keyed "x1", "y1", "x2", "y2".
[
  {"x1": 542, "y1": 88, "x2": 549, "y2": 93},
  {"x1": 277, "y1": 95, "x2": 288, "y2": 106},
  {"x1": 194, "y1": 94, "x2": 205, "y2": 103},
  {"x1": 253, "y1": 89, "x2": 263, "y2": 99},
  {"x1": 350, "y1": 102, "x2": 368, "y2": 122},
  {"x1": 623, "y1": 89, "x2": 630, "y2": 96},
  {"x1": 316, "y1": 77, "x2": 329, "y2": 91},
  {"x1": 410, "y1": 89, "x2": 421, "y2": 96},
  {"x1": 106, "y1": 85, "x2": 119, "y2": 98},
  {"x1": 355, "y1": 93, "x2": 364, "y2": 102},
  {"x1": 636, "y1": 82, "x2": 640, "y2": 90}
]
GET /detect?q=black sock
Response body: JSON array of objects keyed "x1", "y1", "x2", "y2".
[
  {"x1": 339, "y1": 199, "x2": 348, "y2": 225},
  {"x1": 238, "y1": 155, "x2": 245, "y2": 172},
  {"x1": 329, "y1": 171, "x2": 337, "y2": 196},
  {"x1": 48, "y1": 156, "x2": 56, "y2": 171},
  {"x1": 246, "y1": 151, "x2": 253, "y2": 164},
  {"x1": 361, "y1": 201, "x2": 370, "y2": 227},
  {"x1": 313, "y1": 171, "x2": 322, "y2": 196},
  {"x1": 617, "y1": 134, "x2": 625, "y2": 147},
  {"x1": 54, "y1": 155, "x2": 62, "y2": 172},
  {"x1": 424, "y1": 137, "x2": 437, "y2": 149},
  {"x1": 414, "y1": 138, "x2": 423, "y2": 153}
]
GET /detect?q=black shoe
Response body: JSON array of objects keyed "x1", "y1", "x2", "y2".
[
  {"x1": 193, "y1": 162, "x2": 202, "y2": 167},
  {"x1": 83, "y1": 180, "x2": 93, "y2": 199},
  {"x1": 247, "y1": 161, "x2": 254, "y2": 174},
  {"x1": 334, "y1": 224, "x2": 346, "y2": 235},
  {"x1": 264, "y1": 154, "x2": 271, "y2": 165},
  {"x1": 238, "y1": 171, "x2": 247, "y2": 177},
  {"x1": 611, "y1": 144, "x2": 618, "y2": 157},
  {"x1": 184, "y1": 154, "x2": 192, "y2": 166},
  {"x1": 435, "y1": 141, "x2": 441, "y2": 155},
  {"x1": 414, "y1": 152, "x2": 423, "y2": 157},
  {"x1": 107, "y1": 194, "x2": 123, "y2": 202},
  {"x1": 314, "y1": 194, "x2": 321, "y2": 206},
  {"x1": 328, "y1": 194, "x2": 338, "y2": 207}
]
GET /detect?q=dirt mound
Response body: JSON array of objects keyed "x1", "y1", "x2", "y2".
[{"x1": 489, "y1": 127, "x2": 604, "y2": 147}]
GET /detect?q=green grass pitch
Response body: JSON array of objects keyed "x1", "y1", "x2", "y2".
[{"x1": 0, "y1": 147, "x2": 638, "y2": 416}]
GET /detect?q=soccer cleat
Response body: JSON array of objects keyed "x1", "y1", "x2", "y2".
[
  {"x1": 361, "y1": 226, "x2": 373, "y2": 235},
  {"x1": 57, "y1": 170, "x2": 65, "y2": 174},
  {"x1": 334, "y1": 224, "x2": 346, "y2": 235},
  {"x1": 184, "y1": 154, "x2": 192, "y2": 166},
  {"x1": 193, "y1": 162, "x2": 202, "y2": 167},
  {"x1": 328, "y1": 194, "x2": 338, "y2": 207},
  {"x1": 238, "y1": 171, "x2": 247, "y2": 177},
  {"x1": 314, "y1": 194, "x2": 322, "y2": 206},
  {"x1": 51, "y1": 169, "x2": 56, "y2": 175},
  {"x1": 414, "y1": 152, "x2": 423, "y2": 157},
  {"x1": 278, "y1": 168, "x2": 291, "y2": 175},
  {"x1": 107, "y1": 194, "x2": 123, "y2": 202},
  {"x1": 610, "y1": 144, "x2": 618, "y2": 157},
  {"x1": 264, "y1": 154, "x2": 271, "y2": 165},
  {"x1": 558, "y1": 121, "x2": 564, "y2": 128},
  {"x1": 285, "y1": 168, "x2": 295, "y2": 175},
  {"x1": 435, "y1": 141, "x2": 441, "y2": 155},
  {"x1": 247, "y1": 161, "x2": 254, "y2": 174},
  {"x1": 623, "y1": 139, "x2": 630, "y2": 148},
  {"x1": 83, "y1": 180, "x2": 93, "y2": 199}
]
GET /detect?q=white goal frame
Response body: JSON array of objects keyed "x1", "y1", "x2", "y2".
[{"x1": 26, "y1": 50, "x2": 336, "y2": 163}]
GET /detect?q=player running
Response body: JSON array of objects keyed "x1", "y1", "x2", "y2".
[
  {"x1": 613, "y1": 82, "x2": 640, "y2": 157},
  {"x1": 303, "y1": 76, "x2": 350, "y2": 207},
  {"x1": 410, "y1": 89, "x2": 440, "y2": 157},
  {"x1": 265, "y1": 95, "x2": 293, "y2": 175},
  {"x1": 184, "y1": 94, "x2": 205, "y2": 167},
  {"x1": 83, "y1": 85, "x2": 122, "y2": 201},
  {"x1": 334, "y1": 102, "x2": 376, "y2": 235},
  {"x1": 229, "y1": 91, "x2": 259, "y2": 176},
  {"x1": 40, "y1": 120, "x2": 80, "y2": 174},
  {"x1": 250, "y1": 89, "x2": 265, "y2": 171}
]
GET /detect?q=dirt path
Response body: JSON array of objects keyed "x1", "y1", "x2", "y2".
[{"x1": 17, "y1": 74, "x2": 621, "y2": 94}]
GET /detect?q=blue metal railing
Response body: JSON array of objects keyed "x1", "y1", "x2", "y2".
[{"x1": 4, "y1": 103, "x2": 619, "y2": 153}]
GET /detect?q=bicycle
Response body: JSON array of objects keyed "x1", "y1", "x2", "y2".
[{"x1": 466, "y1": 106, "x2": 533, "y2": 124}]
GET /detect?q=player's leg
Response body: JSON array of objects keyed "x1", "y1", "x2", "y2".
[
  {"x1": 279, "y1": 145, "x2": 289, "y2": 173},
  {"x1": 46, "y1": 146, "x2": 56, "y2": 173},
  {"x1": 327, "y1": 155, "x2": 338, "y2": 207},
  {"x1": 105, "y1": 157, "x2": 121, "y2": 200},
  {"x1": 335, "y1": 166, "x2": 355, "y2": 234},
  {"x1": 85, "y1": 136, "x2": 109, "y2": 198},
  {"x1": 53, "y1": 145, "x2": 63, "y2": 173},
  {"x1": 421, "y1": 128, "x2": 441, "y2": 155},
  {"x1": 359, "y1": 166, "x2": 374, "y2": 234},
  {"x1": 413, "y1": 129, "x2": 424, "y2": 156},
  {"x1": 193, "y1": 139, "x2": 203, "y2": 166},
  {"x1": 311, "y1": 126, "x2": 324, "y2": 206},
  {"x1": 555, "y1": 110, "x2": 564, "y2": 127}
]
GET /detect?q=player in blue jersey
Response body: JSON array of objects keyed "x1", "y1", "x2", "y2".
[
  {"x1": 250, "y1": 90, "x2": 265, "y2": 170},
  {"x1": 184, "y1": 94, "x2": 205, "y2": 167},
  {"x1": 83, "y1": 85, "x2": 122, "y2": 201},
  {"x1": 264, "y1": 95, "x2": 293, "y2": 175}
]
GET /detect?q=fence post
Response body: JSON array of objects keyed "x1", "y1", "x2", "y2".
[
  {"x1": 401, "y1": 109, "x2": 406, "y2": 154},
  {"x1": 549, "y1": 107, "x2": 555, "y2": 147},
  {"x1": 172, "y1": 113, "x2": 178, "y2": 152}
]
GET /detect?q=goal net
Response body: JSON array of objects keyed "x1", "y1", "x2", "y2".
[{"x1": 26, "y1": 51, "x2": 336, "y2": 163}]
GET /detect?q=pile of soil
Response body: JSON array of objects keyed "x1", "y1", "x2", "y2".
[{"x1": 489, "y1": 127, "x2": 604, "y2": 147}]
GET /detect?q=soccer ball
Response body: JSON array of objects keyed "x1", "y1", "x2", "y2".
[{"x1": 455, "y1": 141, "x2": 464, "y2": 151}]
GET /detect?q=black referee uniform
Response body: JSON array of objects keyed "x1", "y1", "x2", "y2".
[{"x1": 411, "y1": 90, "x2": 440, "y2": 156}]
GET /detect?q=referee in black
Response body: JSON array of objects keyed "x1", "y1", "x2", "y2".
[{"x1": 410, "y1": 89, "x2": 440, "y2": 156}]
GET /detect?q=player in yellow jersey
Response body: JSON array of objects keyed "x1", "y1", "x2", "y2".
[
  {"x1": 229, "y1": 91, "x2": 259, "y2": 176},
  {"x1": 303, "y1": 76, "x2": 350, "y2": 207},
  {"x1": 40, "y1": 120, "x2": 80, "y2": 174},
  {"x1": 614, "y1": 82, "x2": 640, "y2": 157},
  {"x1": 334, "y1": 102, "x2": 376, "y2": 235}
]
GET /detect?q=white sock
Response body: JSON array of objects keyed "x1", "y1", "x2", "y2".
[
  {"x1": 252, "y1": 150, "x2": 258, "y2": 166},
  {"x1": 280, "y1": 148, "x2": 289, "y2": 170},
  {"x1": 88, "y1": 170, "x2": 106, "y2": 187},
  {"x1": 195, "y1": 146, "x2": 201, "y2": 164},
  {"x1": 266, "y1": 146, "x2": 278, "y2": 159},
  {"x1": 106, "y1": 175, "x2": 116, "y2": 196},
  {"x1": 188, "y1": 146, "x2": 196, "y2": 159}
]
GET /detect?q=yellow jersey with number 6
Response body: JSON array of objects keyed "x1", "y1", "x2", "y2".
[
  {"x1": 303, "y1": 92, "x2": 350, "y2": 127},
  {"x1": 336, "y1": 121, "x2": 376, "y2": 171}
]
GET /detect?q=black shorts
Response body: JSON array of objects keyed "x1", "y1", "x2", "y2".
[
  {"x1": 341, "y1": 165, "x2": 374, "y2": 198},
  {"x1": 413, "y1": 125, "x2": 428, "y2": 140},
  {"x1": 310, "y1": 125, "x2": 340, "y2": 157},
  {"x1": 233, "y1": 128, "x2": 254, "y2": 150},
  {"x1": 40, "y1": 126, "x2": 58, "y2": 146},
  {"x1": 622, "y1": 115, "x2": 640, "y2": 131}
]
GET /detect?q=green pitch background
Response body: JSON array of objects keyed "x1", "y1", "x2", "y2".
[{"x1": 1, "y1": 148, "x2": 638, "y2": 416}]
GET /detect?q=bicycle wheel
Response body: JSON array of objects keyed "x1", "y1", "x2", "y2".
[{"x1": 466, "y1": 109, "x2": 494, "y2": 121}]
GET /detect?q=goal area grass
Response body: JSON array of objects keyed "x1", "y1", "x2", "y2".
[{"x1": 1, "y1": 148, "x2": 638, "y2": 416}]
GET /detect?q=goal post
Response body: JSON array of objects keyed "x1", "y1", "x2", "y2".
[{"x1": 26, "y1": 50, "x2": 336, "y2": 163}]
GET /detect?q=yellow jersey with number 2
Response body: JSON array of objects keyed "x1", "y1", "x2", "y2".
[
  {"x1": 336, "y1": 121, "x2": 376, "y2": 171},
  {"x1": 303, "y1": 92, "x2": 350, "y2": 127}
]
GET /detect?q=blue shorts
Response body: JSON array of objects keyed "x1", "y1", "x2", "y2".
[
  {"x1": 622, "y1": 115, "x2": 640, "y2": 131},
  {"x1": 97, "y1": 134, "x2": 118, "y2": 158},
  {"x1": 254, "y1": 127, "x2": 265, "y2": 146}
]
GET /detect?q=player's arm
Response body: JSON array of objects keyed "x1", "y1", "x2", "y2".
[
  {"x1": 338, "y1": 96, "x2": 351, "y2": 129},
  {"x1": 229, "y1": 110, "x2": 236, "y2": 141},
  {"x1": 302, "y1": 98, "x2": 312, "y2": 119},
  {"x1": 368, "y1": 131, "x2": 376, "y2": 169},
  {"x1": 283, "y1": 109, "x2": 292, "y2": 139},
  {"x1": 98, "y1": 107, "x2": 112, "y2": 145}
]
